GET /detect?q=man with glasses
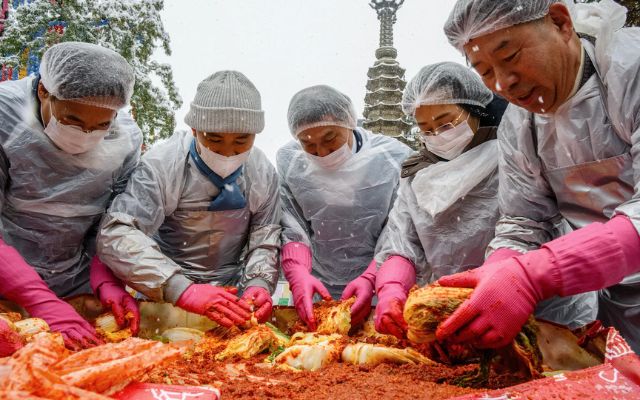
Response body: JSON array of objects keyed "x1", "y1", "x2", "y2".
[
  {"x1": 0, "y1": 42, "x2": 142, "y2": 350},
  {"x1": 373, "y1": 62, "x2": 595, "y2": 338}
]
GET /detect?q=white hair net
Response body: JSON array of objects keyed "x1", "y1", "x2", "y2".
[
  {"x1": 444, "y1": 0, "x2": 556, "y2": 52},
  {"x1": 39, "y1": 42, "x2": 135, "y2": 110},
  {"x1": 287, "y1": 85, "x2": 357, "y2": 138},
  {"x1": 402, "y1": 62, "x2": 493, "y2": 116}
]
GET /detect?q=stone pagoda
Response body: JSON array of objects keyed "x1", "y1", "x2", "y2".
[{"x1": 363, "y1": 0, "x2": 416, "y2": 149}]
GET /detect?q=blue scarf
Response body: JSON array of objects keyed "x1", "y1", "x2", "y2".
[{"x1": 189, "y1": 139, "x2": 247, "y2": 211}]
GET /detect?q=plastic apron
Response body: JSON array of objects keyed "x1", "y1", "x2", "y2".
[
  {"x1": 377, "y1": 139, "x2": 593, "y2": 327},
  {"x1": 154, "y1": 164, "x2": 252, "y2": 287},
  {"x1": 401, "y1": 139, "x2": 501, "y2": 283},
  {"x1": 416, "y1": 172, "x2": 500, "y2": 282},
  {"x1": 280, "y1": 130, "x2": 408, "y2": 298},
  {"x1": 530, "y1": 43, "x2": 640, "y2": 350}
]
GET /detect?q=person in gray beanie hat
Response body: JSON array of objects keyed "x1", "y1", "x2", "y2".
[
  {"x1": 185, "y1": 70, "x2": 265, "y2": 134},
  {"x1": 98, "y1": 71, "x2": 281, "y2": 329}
]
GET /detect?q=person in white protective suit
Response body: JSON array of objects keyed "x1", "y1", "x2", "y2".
[
  {"x1": 277, "y1": 85, "x2": 412, "y2": 330},
  {"x1": 435, "y1": 0, "x2": 640, "y2": 352},
  {"x1": 97, "y1": 71, "x2": 281, "y2": 327},
  {"x1": 373, "y1": 62, "x2": 597, "y2": 339},
  {"x1": 0, "y1": 42, "x2": 142, "y2": 350}
]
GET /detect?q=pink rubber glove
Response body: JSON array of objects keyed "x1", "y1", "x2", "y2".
[
  {"x1": 0, "y1": 238, "x2": 102, "y2": 350},
  {"x1": 242, "y1": 286, "x2": 273, "y2": 323},
  {"x1": 281, "y1": 242, "x2": 331, "y2": 330},
  {"x1": 374, "y1": 256, "x2": 416, "y2": 339},
  {"x1": 485, "y1": 248, "x2": 522, "y2": 264},
  {"x1": 90, "y1": 256, "x2": 140, "y2": 335},
  {"x1": 0, "y1": 318, "x2": 24, "y2": 357},
  {"x1": 437, "y1": 215, "x2": 640, "y2": 349},
  {"x1": 341, "y1": 260, "x2": 377, "y2": 326},
  {"x1": 176, "y1": 284, "x2": 251, "y2": 328}
]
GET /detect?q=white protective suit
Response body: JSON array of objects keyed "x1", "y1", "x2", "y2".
[
  {"x1": 0, "y1": 75, "x2": 142, "y2": 297},
  {"x1": 278, "y1": 128, "x2": 411, "y2": 298},
  {"x1": 487, "y1": 26, "x2": 640, "y2": 349},
  {"x1": 376, "y1": 134, "x2": 596, "y2": 328}
]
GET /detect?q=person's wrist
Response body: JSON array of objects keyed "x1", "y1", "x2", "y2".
[
  {"x1": 97, "y1": 279, "x2": 122, "y2": 294},
  {"x1": 244, "y1": 279, "x2": 270, "y2": 292},
  {"x1": 377, "y1": 282, "x2": 405, "y2": 302},
  {"x1": 513, "y1": 249, "x2": 558, "y2": 302},
  {"x1": 358, "y1": 271, "x2": 376, "y2": 287},
  {"x1": 23, "y1": 293, "x2": 69, "y2": 318},
  {"x1": 164, "y1": 275, "x2": 193, "y2": 304},
  {"x1": 281, "y1": 242, "x2": 312, "y2": 274},
  {"x1": 286, "y1": 265, "x2": 312, "y2": 283}
]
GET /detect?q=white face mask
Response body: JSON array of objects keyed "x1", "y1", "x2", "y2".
[
  {"x1": 421, "y1": 120, "x2": 474, "y2": 160},
  {"x1": 43, "y1": 108, "x2": 109, "y2": 155},
  {"x1": 198, "y1": 141, "x2": 251, "y2": 178},
  {"x1": 306, "y1": 141, "x2": 352, "y2": 170}
]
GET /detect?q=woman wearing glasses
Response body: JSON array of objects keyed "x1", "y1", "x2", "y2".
[{"x1": 372, "y1": 62, "x2": 597, "y2": 339}]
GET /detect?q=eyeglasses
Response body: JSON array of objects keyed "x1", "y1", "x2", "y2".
[{"x1": 420, "y1": 110, "x2": 468, "y2": 137}]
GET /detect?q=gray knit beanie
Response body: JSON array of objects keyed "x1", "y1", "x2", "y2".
[{"x1": 185, "y1": 71, "x2": 265, "y2": 134}]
